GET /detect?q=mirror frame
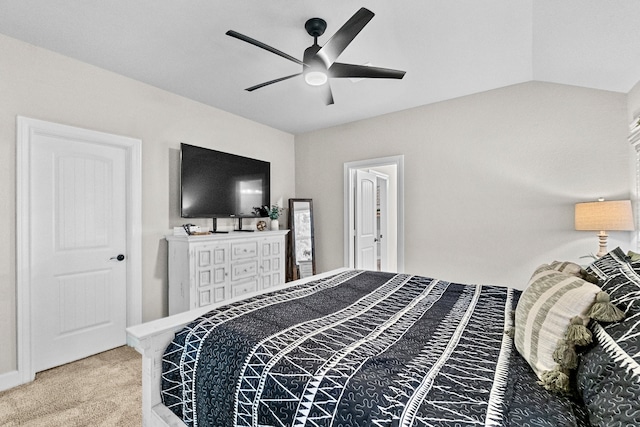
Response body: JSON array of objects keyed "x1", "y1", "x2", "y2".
[{"x1": 287, "y1": 198, "x2": 316, "y2": 281}]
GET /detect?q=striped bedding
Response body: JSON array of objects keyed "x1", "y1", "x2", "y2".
[{"x1": 161, "y1": 270, "x2": 588, "y2": 427}]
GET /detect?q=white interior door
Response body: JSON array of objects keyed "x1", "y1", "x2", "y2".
[
  {"x1": 373, "y1": 172, "x2": 389, "y2": 271},
  {"x1": 30, "y1": 132, "x2": 128, "y2": 372},
  {"x1": 355, "y1": 169, "x2": 378, "y2": 270}
]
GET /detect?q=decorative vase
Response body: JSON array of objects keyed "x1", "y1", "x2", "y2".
[{"x1": 270, "y1": 219, "x2": 279, "y2": 230}]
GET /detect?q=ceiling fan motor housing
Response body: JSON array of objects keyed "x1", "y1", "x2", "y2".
[{"x1": 305, "y1": 18, "x2": 327, "y2": 38}]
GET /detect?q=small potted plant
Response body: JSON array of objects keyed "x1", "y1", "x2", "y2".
[{"x1": 268, "y1": 205, "x2": 283, "y2": 230}]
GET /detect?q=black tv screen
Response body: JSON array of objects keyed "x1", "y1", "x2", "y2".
[{"x1": 180, "y1": 143, "x2": 270, "y2": 218}]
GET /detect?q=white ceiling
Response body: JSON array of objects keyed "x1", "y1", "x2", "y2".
[{"x1": 1, "y1": 1, "x2": 639, "y2": 134}]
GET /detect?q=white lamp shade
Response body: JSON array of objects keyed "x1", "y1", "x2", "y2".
[{"x1": 575, "y1": 199, "x2": 635, "y2": 231}]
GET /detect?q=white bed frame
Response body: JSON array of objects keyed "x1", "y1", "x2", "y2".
[{"x1": 126, "y1": 269, "x2": 348, "y2": 427}]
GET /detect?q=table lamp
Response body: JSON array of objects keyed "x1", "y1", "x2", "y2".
[{"x1": 575, "y1": 199, "x2": 635, "y2": 257}]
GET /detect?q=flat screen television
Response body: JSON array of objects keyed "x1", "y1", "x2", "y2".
[{"x1": 180, "y1": 143, "x2": 270, "y2": 219}]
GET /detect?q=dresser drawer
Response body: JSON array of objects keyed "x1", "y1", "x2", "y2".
[
  {"x1": 231, "y1": 241, "x2": 258, "y2": 260},
  {"x1": 231, "y1": 260, "x2": 258, "y2": 282},
  {"x1": 232, "y1": 279, "x2": 258, "y2": 298}
]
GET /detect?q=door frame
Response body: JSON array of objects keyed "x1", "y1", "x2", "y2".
[
  {"x1": 12, "y1": 116, "x2": 142, "y2": 389},
  {"x1": 343, "y1": 155, "x2": 404, "y2": 272}
]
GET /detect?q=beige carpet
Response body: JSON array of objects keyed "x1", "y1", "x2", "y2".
[{"x1": 0, "y1": 346, "x2": 141, "y2": 427}]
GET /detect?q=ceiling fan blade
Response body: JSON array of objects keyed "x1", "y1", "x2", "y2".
[
  {"x1": 322, "y1": 82, "x2": 334, "y2": 105},
  {"x1": 246, "y1": 73, "x2": 301, "y2": 91},
  {"x1": 329, "y1": 63, "x2": 406, "y2": 79},
  {"x1": 316, "y1": 8, "x2": 374, "y2": 68},
  {"x1": 226, "y1": 30, "x2": 305, "y2": 66}
]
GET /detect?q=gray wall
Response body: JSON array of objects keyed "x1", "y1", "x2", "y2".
[
  {"x1": 295, "y1": 82, "x2": 634, "y2": 289},
  {"x1": 627, "y1": 80, "x2": 640, "y2": 250},
  {"x1": 628, "y1": 80, "x2": 640, "y2": 123},
  {"x1": 0, "y1": 34, "x2": 296, "y2": 375},
  {"x1": 1, "y1": 31, "x2": 638, "y2": 378}
]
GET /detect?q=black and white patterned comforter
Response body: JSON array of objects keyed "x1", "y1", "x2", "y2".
[{"x1": 162, "y1": 270, "x2": 589, "y2": 427}]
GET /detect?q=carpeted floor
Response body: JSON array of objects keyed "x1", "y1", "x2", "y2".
[{"x1": 0, "y1": 346, "x2": 141, "y2": 427}]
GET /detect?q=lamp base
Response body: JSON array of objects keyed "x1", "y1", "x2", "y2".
[{"x1": 596, "y1": 230, "x2": 609, "y2": 258}]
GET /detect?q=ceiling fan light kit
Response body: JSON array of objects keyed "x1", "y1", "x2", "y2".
[
  {"x1": 302, "y1": 41, "x2": 328, "y2": 86},
  {"x1": 226, "y1": 7, "x2": 406, "y2": 105},
  {"x1": 304, "y1": 71, "x2": 328, "y2": 86}
]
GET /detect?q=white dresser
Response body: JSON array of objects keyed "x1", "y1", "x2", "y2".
[{"x1": 166, "y1": 230, "x2": 289, "y2": 315}]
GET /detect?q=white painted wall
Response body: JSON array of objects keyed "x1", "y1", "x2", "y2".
[
  {"x1": 0, "y1": 31, "x2": 637, "y2": 379},
  {"x1": 0, "y1": 34, "x2": 295, "y2": 375},
  {"x1": 627, "y1": 79, "x2": 640, "y2": 249},
  {"x1": 295, "y1": 82, "x2": 633, "y2": 289},
  {"x1": 628, "y1": 80, "x2": 640, "y2": 124}
]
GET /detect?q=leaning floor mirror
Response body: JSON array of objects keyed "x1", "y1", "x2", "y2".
[{"x1": 288, "y1": 198, "x2": 316, "y2": 281}]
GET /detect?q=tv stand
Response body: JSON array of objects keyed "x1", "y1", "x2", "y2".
[
  {"x1": 211, "y1": 218, "x2": 228, "y2": 233},
  {"x1": 165, "y1": 230, "x2": 289, "y2": 315},
  {"x1": 234, "y1": 217, "x2": 255, "y2": 232}
]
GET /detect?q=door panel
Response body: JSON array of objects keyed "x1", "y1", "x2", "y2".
[
  {"x1": 58, "y1": 270, "x2": 111, "y2": 334},
  {"x1": 31, "y1": 134, "x2": 127, "y2": 372},
  {"x1": 355, "y1": 170, "x2": 378, "y2": 270},
  {"x1": 57, "y1": 155, "x2": 111, "y2": 249}
]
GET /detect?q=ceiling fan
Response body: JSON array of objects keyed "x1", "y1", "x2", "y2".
[{"x1": 226, "y1": 7, "x2": 406, "y2": 105}]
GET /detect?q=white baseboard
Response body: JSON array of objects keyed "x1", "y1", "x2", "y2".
[{"x1": 0, "y1": 369, "x2": 31, "y2": 392}]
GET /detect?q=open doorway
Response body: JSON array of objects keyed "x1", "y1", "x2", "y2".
[{"x1": 344, "y1": 156, "x2": 404, "y2": 273}]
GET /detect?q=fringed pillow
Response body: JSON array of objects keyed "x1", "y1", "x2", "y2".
[
  {"x1": 546, "y1": 260, "x2": 599, "y2": 284},
  {"x1": 514, "y1": 263, "x2": 624, "y2": 394}
]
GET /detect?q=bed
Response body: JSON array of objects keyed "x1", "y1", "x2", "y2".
[{"x1": 127, "y1": 249, "x2": 640, "y2": 427}]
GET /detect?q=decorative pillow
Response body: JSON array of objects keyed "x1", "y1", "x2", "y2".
[
  {"x1": 585, "y1": 247, "x2": 630, "y2": 282},
  {"x1": 627, "y1": 250, "x2": 640, "y2": 262},
  {"x1": 546, "y1": 261, "x2": 584, "y2": 276},
  {"x1": 577, "y1": 273, "x2": 640, "y2": 426},
  {"x1": 514, "y1": 264, "x2": 624, "y2": 394},
  {"x1": 545, "y1": 261, "x2": 599, "y2": 284}
]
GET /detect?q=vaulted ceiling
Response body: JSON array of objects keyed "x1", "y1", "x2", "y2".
[{"x1": 1, "y1": 1, "x2": 639, "y2": 134}]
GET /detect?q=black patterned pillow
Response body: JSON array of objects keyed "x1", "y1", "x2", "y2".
[
  {"x1": 628, "y1": 254, "x2": 640, "y2": 277},
  {"x1": 585, "y1": 247, "x2": 631, "y2": 281},
  {"x1": 576, "y1": 273, "x2": 640, "y2": 426}
]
